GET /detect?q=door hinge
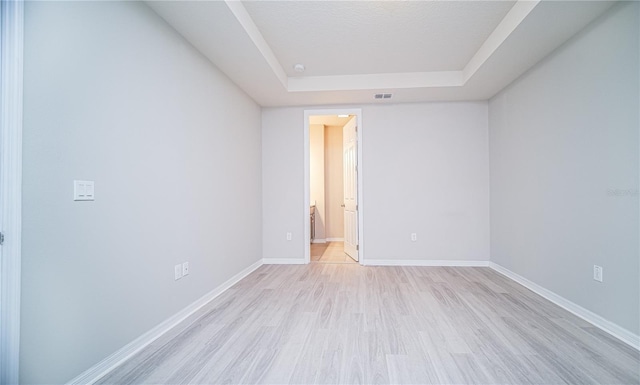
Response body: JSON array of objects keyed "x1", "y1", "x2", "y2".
[
  {"x1": 356, "y1": 245, "x2": 359, "y2": 251},
  {"x1": 0, "y1": 232, "x2": 4, "y2": 245},
  {"x1": 356, "y1": 204, "x2": 358, "y2": 211}
]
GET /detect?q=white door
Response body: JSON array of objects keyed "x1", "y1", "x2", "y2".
[{"x1": 343, "y1": 117, "x2": 358, "y2": 261}]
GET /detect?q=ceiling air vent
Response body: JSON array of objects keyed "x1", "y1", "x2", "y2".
[{"x1": 374, "y1": 93, "x2": 393, "y2": 100}]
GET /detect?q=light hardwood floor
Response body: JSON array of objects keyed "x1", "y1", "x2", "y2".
[
  {"x1": 98, "y1": 265, "x2": 640, "y2": 384},
  {"x1": 311, "y1": 242, "x2": 357, "y2": 264}
]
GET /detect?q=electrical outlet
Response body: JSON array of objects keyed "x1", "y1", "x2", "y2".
[
  {"x1": 593, "y1": 265, "x2": 603, "y2": 282},
  {"x1": 73, "y1": 180, "x2": 95, "y2": 201},
  {"x1": 411, "y1": 233, "x2": 417, "y2": 242},
  {"x1": 174, "y1": 264, "x2": 183, "y2": 280},
  {"x1": 182, "y1": 262, "x2": 189, "y2": 277},
  {"x1": 286, "y1": 232, "x2": 292, "y2": 241}
]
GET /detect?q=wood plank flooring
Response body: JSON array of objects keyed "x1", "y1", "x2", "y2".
[
  {"x1": 97, "y1": 265, "x2": 640, "y2": 384},
  {"x1": 311, "y1": 242, "x2": 357, "y2": 264}
]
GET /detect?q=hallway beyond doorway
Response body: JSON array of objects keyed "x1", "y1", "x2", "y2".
[{"x1": 310, "y1": 242, "x2": 356, "y2": 264}]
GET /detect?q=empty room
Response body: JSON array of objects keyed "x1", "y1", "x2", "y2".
[{"x1": 0, "y1": 1, "x2": 638, "y2": 384}]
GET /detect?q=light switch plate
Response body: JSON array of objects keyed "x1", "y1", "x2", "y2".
[
  {"x1": 174, "y1": 264, "x2": 182, "y2": 280},
  {"x1": 182, "y1": 262, "x2": 189, "y2": 276},
  {"x1": 74, "y1": 180, "x2": 95, "y2": 201},
  {"x1": 593, "y1": 265, "x2": 603, "y2": 282}
]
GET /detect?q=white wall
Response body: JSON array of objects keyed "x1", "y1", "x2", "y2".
[
  {"x1": 309, "y1": 124, "x2": 326, "y2": 240},
  {"x1": 262, "y1": 108, "x2": 306, "y2": 260},
  {"x1": 262, "y1": 102, "x2": 489, "y2": 262},
  {"x1": 324, "y1": 125, "x2": 345, "y2": 239},
  {"x1": 21, "y1": 2, "x2": 262, "y2": 384},
  {"x1": 489, "y1": 2, "x2": 639, "y2": 335}
]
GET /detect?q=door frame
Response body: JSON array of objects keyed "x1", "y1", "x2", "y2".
[
  {"x1": 304, "y1": 108, "x2": 363, "y2": 264},
  {"x1": 1, "y1": 1, "x2": 24, "y2": 383}
]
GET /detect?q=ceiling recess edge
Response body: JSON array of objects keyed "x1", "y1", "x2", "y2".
[{"x1": 225, "y1": 0, "x2": 541, "y2": 93}]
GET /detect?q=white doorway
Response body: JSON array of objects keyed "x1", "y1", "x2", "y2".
[{"x1": 304, "y1": 109, "x2": 363, "y2": 264}]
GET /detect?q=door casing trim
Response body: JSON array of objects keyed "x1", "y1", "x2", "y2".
[
  {"x1": 0, "y1": 0, "x2": 24, "y2": 383},
  {"x1": 304, "y1": 108, "x2": 363, "y2": 264}
]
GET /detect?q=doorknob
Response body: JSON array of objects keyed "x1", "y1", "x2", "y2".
[{"x1": 341, "y1": 204, "x2": 345, "y2": 207}]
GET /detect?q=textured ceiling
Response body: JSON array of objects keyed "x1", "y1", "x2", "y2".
[
  {"x1": 243, "y1": 1, "x2": 516, "y2": 76},
  {"x1": 146, "y1": 1, "x2": 616, "y2": 107}
]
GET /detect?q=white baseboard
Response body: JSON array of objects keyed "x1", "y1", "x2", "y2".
[
  {"x1": 67, "y1": 257, "x2": 638, "y2": 385},
  {"x1": 262, "y1": 258, "x2": 307, "y2": 265},
  {"x1": 326, "y1": 237, "x2": 344, "y2": 242},
  {"x1": 311, "y1": 239, "x2": 326, "y2": 244},
  {"x1": 363, "y1": 259, "x2": 490, "y2": 267},
  {"x1": 489, "y1": 262, "x2": 640, "y2": 351},
  {"x1": 66, "y1": 259, "x2": 264, "y2": 385}
]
